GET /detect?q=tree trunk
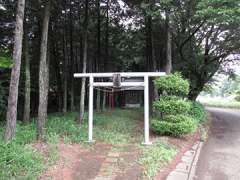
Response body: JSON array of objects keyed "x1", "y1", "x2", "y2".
[
  {"x1": 23, "y1": 31, "x2": 31, "y2": 123},
  {"x1": 37, "y1": 1, "x2": 51, "y2": 140},
  {"x1": 165, "y1": 10, "x2": 172, "y2": 74},
  {"x1": 4, "y1": 0, "x2": 25, "y2": 141},
  {"x1": 145, "y1": 4, "x2": 155, "y2": 114},
  {"x1": 52, "y1": 35, "x2": 62, "y2": 112},
  {"x1": 102, "y1": 0, "x2": 109, "y2": 110},
  {"x1": 96, "y1": 0, "x2": 101, "y2": 111},
  {"x1": 151, "y1": 27, "x2": 159, "y2": 101},
  {"x1": 79, "y1": 0, "x2": 89, "y2": 123},
  {"x1": 102, "y1": 92, "x2": 106, "y2": 110},
  {"x1": 69, "y1": 4, "x2": 75, "y2": 111},
  {"x1": 62, "y1": 29, "x2": 68, "y2": 113},
  {"x1": 105, "y1": 0, "x2": 109, "y2": 70}
]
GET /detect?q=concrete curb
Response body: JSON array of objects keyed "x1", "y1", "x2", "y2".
[
  {"x1": 187, "y1": 141, "x2": 204, "y2": 180},
  {"x1": 166, "y1": 141, "x2": 204, "y2": 180}
]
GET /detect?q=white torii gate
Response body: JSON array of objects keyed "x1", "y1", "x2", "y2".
[{"x1": 74, "y1": 72, "x2": 166, "y2": 145}]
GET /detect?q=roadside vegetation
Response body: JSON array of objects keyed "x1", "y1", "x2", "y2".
[
  {"x1": 151, "y1": 73, "x2": 206, "y2": 137},
  {"x1": 199, "y1": 98, "x2": 240, "y2": 109},
  {"x1": 139, "y1": 140, "x2": 176, "y2": 178},
  {"x1": 199, "y1": 73, "x2": 240, "y2": 109}
]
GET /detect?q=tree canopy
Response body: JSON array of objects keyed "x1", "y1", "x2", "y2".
[{"x1": 0, "y1": 0, "x2": 239, "y2": 139}]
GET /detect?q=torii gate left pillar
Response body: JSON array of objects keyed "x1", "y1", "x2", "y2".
[{"x1": 74, "y1": 72, "x2": 166, "y2": 145}]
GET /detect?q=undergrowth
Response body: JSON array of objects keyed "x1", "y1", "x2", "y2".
[
  {"x1": 0, "y1": 109, "x2": 143, "y2": 179},
  {"x1": 0, "y1": 142, "x2": 44, "y2": 179},
  {"x1": 139, "y1": 140, "x2": 176, "y2": 179},
  {"x1": 0, "y1": 108, "x2": 177, "y2": 179}
]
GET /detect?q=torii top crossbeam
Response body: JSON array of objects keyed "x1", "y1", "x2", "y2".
[
  {"x1": 74, "y1": 72, "x2": 166, "y2": 78},
  {"x1": 74, "y1": 72, "x2": 166, "y2": 145}
]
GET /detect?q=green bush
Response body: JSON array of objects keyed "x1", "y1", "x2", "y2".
[
  {"x1": 235, "y1": 91, "x2": 240, "y2": 102},
  {"x1": 154, "y1": 72, "x2": 189, "y2": 96},
  {"x1": 153, "y1": 96, "x2": 191, "y2": 115},
  {"x1": 235, "y1": 96, "x2": 240, "y2": 102},
  {"x1": 190, "y1": 102, "x2": 206, "y2": 122},
  {"x1": 151, "y1": 72, "x2": 201, "y2": 137},
  {"x1": 151, "y1": 115, "x2": 197, "y2": 137}
]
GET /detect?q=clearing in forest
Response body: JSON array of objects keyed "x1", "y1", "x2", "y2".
[{"x1": 0, "y1": 109, "x2": 199, "y2": 179}]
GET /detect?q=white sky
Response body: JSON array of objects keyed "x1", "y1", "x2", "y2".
[{"x1": 0, "y1": 4, "x2": 6, "y2": 11}]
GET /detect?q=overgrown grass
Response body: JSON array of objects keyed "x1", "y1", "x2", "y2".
[
  {"x1": 0, "y1": 142, "x2": 44, "y2": 179},
  {"x1": 0, "y1": 122, "x2": 44, "y2": 179},
  {"x1": 139, "y1": 140, "x2": 176, "y2": 179},
  {"x1": 0, "y1": 108, "x2": 176, "y2": 179},
  {"x1": 93, "y1": 109, "x2": 143, "y2": 144},
  {"x1": 0, "y1": 109, "x2": 143, "y2": 179},
  {"x1": 45, "y1": 109, "x2": 143, "y2": 145}
]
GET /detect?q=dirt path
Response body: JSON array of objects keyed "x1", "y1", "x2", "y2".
[
  {"x1": 195, "y1": 108, "x2": 240, "y2": 180},
  {"x1": 40, "y1": 143, "x2": 111, "y2": 180},
  {"x1": 38, "y1": 134, "x2": 201, "y2": 180},
  {"x1": 40, "y1": 143, "x2": 142, "y2": 180}
]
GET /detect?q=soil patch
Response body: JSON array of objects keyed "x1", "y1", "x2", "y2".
[{"x1": 39, "y1": 142, "x2": 111, "y2": 180}]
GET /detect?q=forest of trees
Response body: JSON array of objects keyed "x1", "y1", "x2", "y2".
[{"x1": 0, "y1": 0, "x2": 239, "y2": 141}]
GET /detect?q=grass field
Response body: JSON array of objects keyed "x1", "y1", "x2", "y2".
[
  {"x1": 0, "y1": 109, "x2": 176, "y2": 179},
  {"x1": 199, "y1": 97, "x2": 240, "y2": 109}
]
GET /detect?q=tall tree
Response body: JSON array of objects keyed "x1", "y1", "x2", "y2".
[
  {"x1": 4, "y1": 0, "x2": 26, "y2": 141},
  {"x1": 37, "y1": 0, "x2": 51, "y2": 140},
  {"x1": 165, "y1": 9, "x2": 172, "y2": 74},
  {"x1": 69, "y1": 2, "x2": 75, "y2": 111},
  {"x1": 79, "y1": 0, "x2": 89, "y2": 123},
  {"x1": 23, "y1": 29, "x2": 31, "y2": 123},
  {"x1": 62, "y1": 22, "x2": 68, "y2": 113},
  {"x1": 102, "y1": 0, "x2": 109, "y2": 110},
  {"x1": 96, "y1": 0, "x2": 101, "y2": 111}
]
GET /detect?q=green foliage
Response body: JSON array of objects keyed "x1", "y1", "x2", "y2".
[
  {"x1": 139, "y1": 140, "x2": 176, "y2": 178},
  {"x1": 235, "y1": 96, "x2": 240, "y2": 102},
  {"x1": 152, "y1": 72, "x2": 202, "y2": 137},
  {"x1": 190, "y1": 102, "x2": 206, "y2": 122},
  {"x1": 235, "y1": 91, "x2": 240, "y2": 102},
  {"x1": 153, "y1": 96, "x2": 191, "y2": 115},
  {"x1": 197, "y1": 0, "x2": 240, "y2": 24},
  {"x1": 151, "y1": 115, "x2": 197, "y2": 137},
  {"x1": 154, "y1": 73, "x2": 190, "y2": 96},
  {"x1": 0, "y1": 50, "x2": 12, "y2": 68},
  {"x1": 0, "y1": 56, "x2": 12, "y2": 68}
]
